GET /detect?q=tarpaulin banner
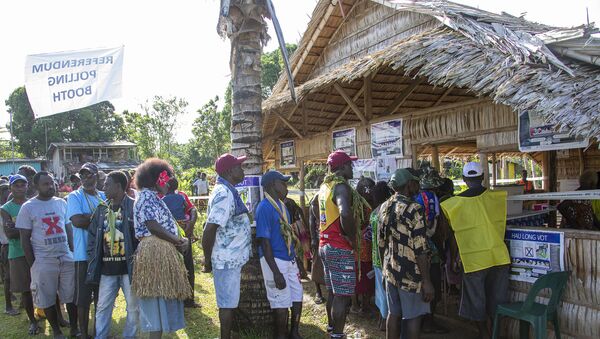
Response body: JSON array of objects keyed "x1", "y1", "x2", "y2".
[
  {"x1": 371, "y1": 119, "x2": 403, "y2": 157},
  {"x1": 24, "y1": 46, "x2": 124, "y2": 118}
]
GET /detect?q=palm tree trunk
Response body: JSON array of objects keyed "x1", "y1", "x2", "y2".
[{"x1": 225, "y1": 0, "x2": 267, "y2": 175}]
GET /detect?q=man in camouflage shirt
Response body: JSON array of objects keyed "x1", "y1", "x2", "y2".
[{"x1": 378, "y1": 168, "x2": 434, "y2": 339}]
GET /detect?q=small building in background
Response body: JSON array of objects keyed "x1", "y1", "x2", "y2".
[
  {"x1": 0, "y1": 158, "x2": 45, "y2": 177},
  {"x1": 46, "y1": 141, "x2": 139, "y2": 181}
]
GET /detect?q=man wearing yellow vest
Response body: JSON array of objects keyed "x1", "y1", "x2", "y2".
[
  {"x1": 316, "y1": 150, "x2": 369, "y2": 339},
  {"x1": 441, "y1": 162, "x2": 510, "y2": 339}
]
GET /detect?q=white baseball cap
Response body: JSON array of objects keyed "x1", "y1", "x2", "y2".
[{"x1": 463, "y1": 162, "x2": 483, "y2": 177}]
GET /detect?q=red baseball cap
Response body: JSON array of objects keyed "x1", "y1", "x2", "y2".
[
  {"x1": 327, "y1": 150, "x2": 358, "y2": 170},
  {"x1": 215, "y1": 153, "x2": 247, "y2": 175}
]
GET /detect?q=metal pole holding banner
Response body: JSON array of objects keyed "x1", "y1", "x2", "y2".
[{"x1": 9, "y1": 110, "x2": 15, "y2": 173}]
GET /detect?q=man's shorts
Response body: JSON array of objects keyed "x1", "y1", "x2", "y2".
[
  {"x1": 319, "y1": 244, "x2": 356, "y2": 296},
  {"x1": 30, "y1": 255, "x2": 75, "y2": 308},
  {"x1": 386, "y1": 281, "x2": 430, "y2": 319},
  {"x1": 213, "y1": 266, "x2": 242, "y2": 309},
  {"x1": 460, "y1": 264, "x2": 509, "y2": 321},
  {"x1": 260, "y1": 257, "x2": 303, "y2": 309},
  {"x1": 9, "y1": 256, "x2": 31, "y2": 293},
  {"x1": 74, "y1": 261, "x2": 98, "y2": 307}
]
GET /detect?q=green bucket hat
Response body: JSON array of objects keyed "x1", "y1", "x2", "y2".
[
  {"x1": 390, "y1": 168, "x2": 419, "y2": 189},
  {"x1": 420, "y1": 168, "x2": 444, "y2": 189}
]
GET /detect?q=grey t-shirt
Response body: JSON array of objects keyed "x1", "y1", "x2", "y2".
[{"x1": 16, "y1": 197, "x2": 72, "y2": 259}]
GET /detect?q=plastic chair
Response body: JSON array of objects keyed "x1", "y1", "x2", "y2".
[{"x1": 492, "y1": 271, "x2": 570, "y2": 339}]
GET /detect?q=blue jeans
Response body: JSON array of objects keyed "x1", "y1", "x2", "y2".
[{"x1": 95, "y1": 274, "x2": 138, "y2": 339}]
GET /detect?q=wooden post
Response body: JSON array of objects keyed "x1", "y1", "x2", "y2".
[
  {"x1": 479, "y1": 152, "x2": 489, "y2": 187},
  {"x1": 411, "y1": 144, "x2": 419, "y2": 169},
  {"x1": 578, "y1": 148, "x2": 585, "y2": 175},
  {"x1": 542, "y1": 151, "x2": 550, "y2": 191},
  {"x1": 548, "y1": 151, "x2": 558, "y2": 227},
  {"x1": 492, "y1": 153, "x2": 497, "y2": 186},
  {"x1": 300, "y1": 160, "x2": 306, "y2": 213},
  {"x1": 431, "y1": 145, "x2": 440, "y2": 172},
  {"x1": 364, "y1": 75, "x2": 373, "y2": 121}
]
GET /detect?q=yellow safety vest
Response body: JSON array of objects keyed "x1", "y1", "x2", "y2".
[{"x1": 441, "y1": 190, "x2": 510, "y2": 273}]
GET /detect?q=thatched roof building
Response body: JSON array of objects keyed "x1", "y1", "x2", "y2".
[{"x1": 262, "y1": 0, "x2": 599, "y2": 171}]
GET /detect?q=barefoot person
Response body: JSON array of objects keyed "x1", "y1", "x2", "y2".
[
  {"x1": 256, "y1": 171, "x2": 303, "y2": 339},
  {"x1": 202, "y1": 154, "x2": 251, "y2": 339},
  {"x1": 132, "y1": 159, "x2": 191, "y2": 338},
  {"x1": 17, "y1": 172, "x2": 78, "y2": 339},
  {"x1": 318, "y1": 151, "x2": 370, "y2": 338},
  {"x1": 2, "y1": 175, "x2": 39, "y2": 334}
]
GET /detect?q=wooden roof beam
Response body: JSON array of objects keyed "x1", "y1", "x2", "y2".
[
  {"x1": 364, "y1": 74, "x2": 373, "y2": 120},
  {"x1": 433, "y1": 86, "x2": 454, "y2": 107},
  {"x1": 333, "y1": 83, "x2": 367, "y2": 124},
  {"x1": 270, "y1": 102, "x2": 300, "y2": 134},
  {"x1": 275, "y1": 111, "x2": 304, "y2": 139},
  {"x1": 329, "y1": 86, "x2": 365, "y2": 130},
  {"x1": 384, "y1": 78, "x2": 423, "y2": 115}
]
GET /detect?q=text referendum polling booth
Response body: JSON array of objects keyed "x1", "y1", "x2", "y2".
[{"x1": 24, "y1": 46, "x2": 124, "y2": 118}]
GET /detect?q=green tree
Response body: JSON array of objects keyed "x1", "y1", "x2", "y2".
[
  {"x1": 122, "y1": 110, "x2": 157, "y2": 160},
  {"x1": 261, "y1": 43, "x2": 297, "y2": 98},
  {"x1": 5, "y1": 87, "x2": 126, "y2": 158},
  {"x1": 186, "y1": 89, "x2": 231, "y2": 168},
  {"x1": 141, "y1": 95, "x2": 188, "y2": 159}
]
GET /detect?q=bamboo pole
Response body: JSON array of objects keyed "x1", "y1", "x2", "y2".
[
  {"x1": 274, "y1": 111, "x2": 304, "y2": 139},
  {"x1": 479, "y1": 152, "x2": 489, "y2": 187},
  {"x1": 542, "y1": 151, "x2": 550, "y2": 191},
  {"x1": 383, "y1": 78, "x2": 423, "y2": 115},
  {"x1": 578, "y1": 148, "x2": 585, "y2": 175},
  {"x1": 364, "y1": 75, "x2": 373, "y2": 120},
  {"x1": 411, "y1": 144, "x2": 419, "y2": 169},
  {"x1": 431, "y1": 145, "x2": 440, "y2": 172},
  {"x1": 329, "y1": 86, "x2": 365, "y2": 130},
  {"x1": 492, "y1": 153, "x2": 497, "y2": 186}
]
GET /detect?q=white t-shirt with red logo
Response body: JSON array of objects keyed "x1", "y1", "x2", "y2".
[{"x1": 16, "y1": 197, "x2": 72, "y2": 259}]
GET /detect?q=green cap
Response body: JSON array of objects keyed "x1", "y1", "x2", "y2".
[{"x1": 390, "y1": 168, "x2": 419, "y2": 189}]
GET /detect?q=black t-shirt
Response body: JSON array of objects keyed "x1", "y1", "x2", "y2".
[
  {"x1": 101, "y1": 207, "x2": 128, "y2": 276},
  {"x1": 458, "y1": 186, "x2": 486, "y2": 197}
]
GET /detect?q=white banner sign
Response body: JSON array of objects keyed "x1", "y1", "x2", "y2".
[{"x1": 25, "y1": 46, "x2": 124, "y2": 118}]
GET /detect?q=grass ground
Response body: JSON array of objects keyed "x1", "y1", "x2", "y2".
[{"x1": 1, "y1": 226, "x2": 478, "y2": 339}]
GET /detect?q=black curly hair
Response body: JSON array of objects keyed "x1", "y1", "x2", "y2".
[{"x1": 134, "y1": 158, "x2": 174, "y2": 189}]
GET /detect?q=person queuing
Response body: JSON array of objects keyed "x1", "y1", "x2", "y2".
[
  {"x1": 369, "y1": 181, "x2": 393, "y2": 331},
  {"x1": 415, "y1": 169, "x2": 448, "y2": 334},
  {"x1": 193, "y1": 172, "x2": 210, "y2": 196},
  {"x1": 284, "y1": 197, "x2": 311, "y2": 280},
  {"x1": 557, "y1": 169, "x2": 600, "y2": 230},
  {"x1": 86, "y1": 171, "x2": 139, "y2": 339},
  {"x1": 441, "y1": 162, "x2": 511, "y2": 339},
  {"x1": 66, "y1": 162, "x2": 106, "y2": 338},
  {"x1": 202, "y1": 153, "x2": 251, "y2": 339},
  {"x1": 131, "y1": 158, "x2": 191, "y2": 338},
  {"x1": 308, "y1": 183, "x2": 326, "y2": 305},
  {"x1": 378, "y1": 169, "x2": 434, "y2": 339},
  {"x1": 256, "y1": 170, "x2": 304, "y2": 339},
  {"x1": 352, "y1": 178, "x2": 375, "y2": 314},
  {"x1": 317, "y1": 150, "x2": 370, "y2": 338},
  {"x1": 70, "y1": 174, "x2": 82, "y2": 191},
  {"x1": 17, "y1": 172, "x2": 78, "y2": 339},
  {"x1": 518, "y1": 169, "x2": 534, "y2": 193},
  {"x1": 17, "y1": 165, "x2": 38, "y2": 199},
  {"x1": 2, "y1": 175, "x2": 39, "y2": 334},
  {"x1": 162, "y1": 177, "x2": 200, "y2": 308},
  {"x1": 0, "y1": 178, "x2": 17, "y2": 317}
]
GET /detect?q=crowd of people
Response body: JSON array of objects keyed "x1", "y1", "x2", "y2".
[{"x1": 3, "y1": 149, "x2": 593, "y2": 339}]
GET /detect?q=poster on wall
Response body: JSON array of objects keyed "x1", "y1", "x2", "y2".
[
  {"x1": 235, "y1": 175, "x2": 263, "y2": 223},
  {"x1": 505, "y1": 228, "x2": 564, "y2": 283},
  {"x1": 332, "y1": 128, "x2": 357, "y2": 156},
  {"x1": 351, "y1": 159, "x2": 377, "y2": 187},
  {"x1": 280, "y1": 140, "x2": 296, "y2": 168},
  {"x1": 518, "y1": 111, "x2": 588, "y2": 152},
  {"x1": 376, "y1": 157, "x2": 398, "y2": 182},
  {"x1": 371, "y1": 119, "x2": 403, "y2": 157}
]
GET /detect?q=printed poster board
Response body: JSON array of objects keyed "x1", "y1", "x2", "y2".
[
  {"x1": 371, "y1": 119, "x2": 403, "y2": 157},
  {"x1": 235, "y1": 175, "x2": 263, "y2": 224},
  {"x1": 518, "y1": 111, "x2": 588, "y2": 152},
  {"x1": 376, "y1": 157, "x2": 398, "y2": 182},
  {"x1": 332, "y1": 128, "x2": 357, "y2": 156},
  {"x1": 505, "y1": 228, "x2": 564, "y2": 283},
  {"x1": 280, "y1": 140, "x2": 296, "y2": 168}
]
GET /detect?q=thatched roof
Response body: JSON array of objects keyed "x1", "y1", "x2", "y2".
[{"x1": 263, "y1": 0, "x2": 600, "y2": 141}]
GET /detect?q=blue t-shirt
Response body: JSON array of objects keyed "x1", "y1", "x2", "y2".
[
  {"x1": 255, "y1": 198, "x2": 294, "y2": 261},
  {"x1": 162, "y1": 193, "x2": 187, "y2": 220},
  {"x1": 66, "y1": 188, "x2": 106, "y2": 261}
]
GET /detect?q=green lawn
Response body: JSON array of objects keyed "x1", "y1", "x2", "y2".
[{"x1": 0, "y1": 243, "x2": 384, "y2": 339}]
